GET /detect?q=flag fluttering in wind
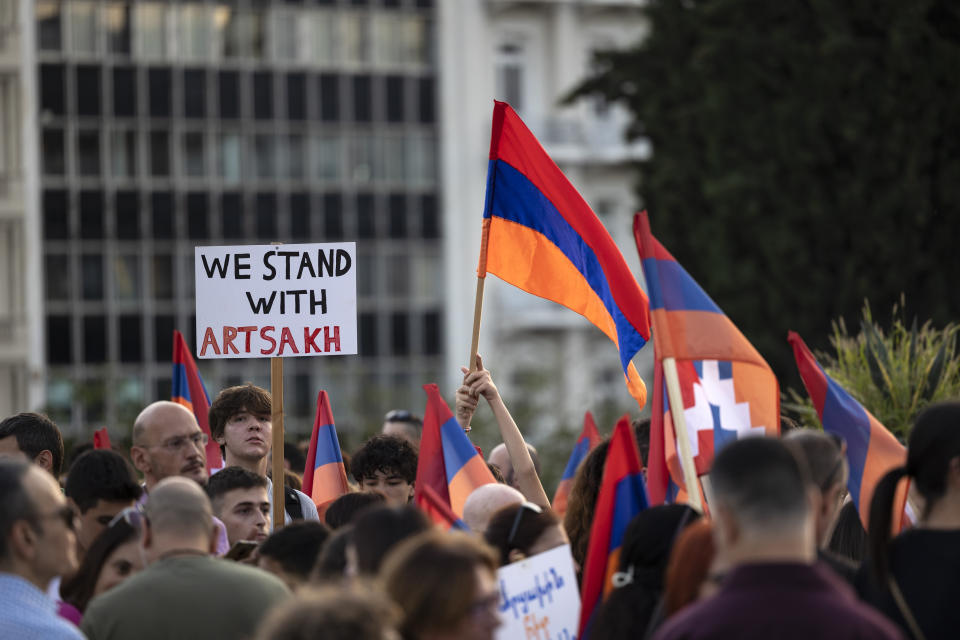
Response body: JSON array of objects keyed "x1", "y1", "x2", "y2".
[
  {"x1": 172, "y1": 330, "x2": 222, "y2": 473},
  {"x1": 301, "y1": 390, "x2": 350, "y2": 514},
  {"x1": 414, "y1": 384, "x2": 496, "y2": 518},
  {"x1": 635, "y1": 213, "x2": 779, "y2": 505},
  {"x1": 418, "y1": 484, "x2": 469, "y2": 531},
  {"x1": 478, "y1": 101, "x2": 650, "y2": 407},
  {"x1": 789, "y1": 331, "x2": 910, "y2": 531},
  {"x1": 552, "y1": 411, "x2": 602, "y2": 517},
  {"x1": 578, "y1": 415, "x2": 649, "y2": 638}
]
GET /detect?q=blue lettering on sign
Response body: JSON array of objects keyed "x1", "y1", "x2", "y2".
[{"x1": 498, "y1": 567, "x2": 569, "y2": 620}]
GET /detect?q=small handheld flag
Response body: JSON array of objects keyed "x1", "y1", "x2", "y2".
[
  {"x1": 788, "y1": 332, "x2": 909, "y2": 530},
  {"x1": 578, "y1": 415, "x2": 649, "y2": 638},
  {"x1": 172, "y1": 330, "x2": 222, "y2": 472},
  {"x1": 93, "y1": 428, "x2": 112, "y2": 450},
  {"x1": 302, "y1": 390, "x2": 350, "y2": 513},
  {"x1": 417, "y1": 484, "x2": 469, "y2": 531},
  {"x1": 414, "y1": 384, "x2": 496, "y2": 517},
  {"x1": 479, "y1": 101, "x2": 650, "y2": 407},
  {"x1": 552, "y1": 411, "x2": 602, "y2": 517}
]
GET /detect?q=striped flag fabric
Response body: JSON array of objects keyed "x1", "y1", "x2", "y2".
[
  {"x1": 172, "y1": 330, "x2": 222, "y2": 473},
  {"x1": 578, "y1": 415, "x2": 649, "y2": 638},
  {"x1": 789, "y1": 332, "x2": 909, "y2": 530},
  {"x1": 414, "y1": 384, "x2": 496, "y2": 518},
  {"x1": 552, "y1": 411, "x2": 602, "y2": 517},
  {"x1": 417, "y1": 484, "x2": 469, "y2": 531},
  {"x1": 479, "y1": 101, "x2": 650, "y2": 407},
  {"x1": 301, "y1": 390, "x2": 350, "y2": 514}
]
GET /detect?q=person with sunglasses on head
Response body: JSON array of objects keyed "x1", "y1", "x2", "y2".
[
  {"x1": 382, "y1": 410, "x2": 423, "y2": 449},
  {"x1": 0, "y1": 459, "x2": 84, "y2": 638},
  {"x1": 483, "y1": 502, "x2": 568, "y2": 567}
]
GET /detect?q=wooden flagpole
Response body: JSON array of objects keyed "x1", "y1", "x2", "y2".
[
  {"x1": 464, "y1": 276, "x2": 486, "y2": 432},
  {"x1": 662, "y1": 357, "x2": 703, "y2": 513},
  {"x1": 271, "y1": 356, "x2": 285, "y2": 529}
]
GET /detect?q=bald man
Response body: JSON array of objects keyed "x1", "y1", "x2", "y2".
[
  {"x1": 82, "y1": 478, "x2": 289, "y2": 639},
  {"x1": 463, "y1": 484, "x2": 525, "y2": 534},
  {"x1": 487, "y1": 442, "x2": 541, "y2": 490}
]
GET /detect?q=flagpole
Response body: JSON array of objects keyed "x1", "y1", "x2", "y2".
[
  {"x1": 662, "y1": 357, "x2": 703, "y2": 512},
  {"x1": 464, "y1": 275, "x2": 485, "y2": 432},
  {"x1": 271, "y1": 357, "x2": 285, "y2": 528}
]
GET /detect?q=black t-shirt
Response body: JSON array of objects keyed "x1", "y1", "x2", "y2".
[{"x1": 856, "y1": 528, "x2": 960, "y2": 640}]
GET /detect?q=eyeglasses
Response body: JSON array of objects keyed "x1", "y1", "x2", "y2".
[
  {"x1": 108, "y1": 505, "x2": 145, "y2": 531},
  {"x1": 147, "y1": 432, "x2": 208, "y2": 453},
  {"x1": 506, "y1": 502, "x2": 542, "y2": 547},
  {"x1": 35, "y1": 505, "x2": 77, "y2": 532},
  {"x1": 384, "y1": 410, "x2": 415, "y2": 423}
]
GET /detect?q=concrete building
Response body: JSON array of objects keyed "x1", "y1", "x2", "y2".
[{"x1": 439, "y1": 0, "x2": 652, "y2": 435}]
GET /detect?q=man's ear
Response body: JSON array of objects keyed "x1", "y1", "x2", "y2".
[
  {"x1": 130, "y1": 446, "x2": 150, "y2": 475},
  {"x1": 9, "y1": 520, "x2": 37, "y2": 562},
  {"x1": 32, "y1": 450, "x2": 54, "y2": 475},
  {"x1": 407, "y1": 482, "x2": 415, "y2": 500}
]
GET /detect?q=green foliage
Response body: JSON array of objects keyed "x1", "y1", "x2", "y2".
[
  {"x1": 785, "y1": 299, "x2": 960, "y2": 438},
  {"x1": 571, "y1": 0, "x2": 960, "y2": 382}
]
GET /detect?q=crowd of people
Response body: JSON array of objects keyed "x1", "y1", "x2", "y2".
[{"x1": 0, "y1": 358, "x2": 958, "y2": 639}]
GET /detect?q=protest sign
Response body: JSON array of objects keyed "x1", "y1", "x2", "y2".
[
  {"x1": 195, "y1": 243, "x2": 357, "y2": 359},
  {"x1": 496, "y1": 544, "x2": 580, "y2": 640}
]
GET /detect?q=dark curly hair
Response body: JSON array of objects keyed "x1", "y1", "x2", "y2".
[
  {"x1": 207, "y1": 383, "x2": 272, "y2": 443},
  {"x1": 350, "y1": 435, "x2": 417, "y2": 484}
]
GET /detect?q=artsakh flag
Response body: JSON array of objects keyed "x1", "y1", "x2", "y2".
[
  {"x1": 417, "y1": 484, "x2": 469, "y2": 531},
  {"x1": 635, "y1": 212, "x2": 779, "y2": 504},
  {"x1": 479, "y1": 101, "x2": 650, "y2": 408},
  {"x1": 172, "y1": 330, "x2": 222, "y2": 473},
  {"x1": 789, "y1": 332, "x2": 910, "y2": 531},
  {"x1": 93, "y1": 428, "x2": 112, "y2": 450},
  {"x1": 414, "y1": 384, "x2": 496, "y2": 518},
  {"x1": 578, "y1": 416, "x2": 649, "y2": 638},
  {"x1": 552, "y1": 411, "x2": 602, "y2": 517},
  {"x1": 301, "y1": 390, "x2": 349, "y2": 514}
]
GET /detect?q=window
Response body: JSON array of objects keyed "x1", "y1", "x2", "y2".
[
  {"x1": 413, "y1": 253, "x2": 438, "y2": 298},
  {"x1": 149, "y1": 131, "x2": 169, "y2": 177},
  {"x1": 285, "y1": 134, "x2": 306, "y2": 180},
  {"x1": 43, "y1": 190, "x2": 69, "y2": 240},
  {"x1": 311, "y1": 11, "x2": 338, "y2": 65},
  {"x1": 424, "y1": 310, "x2": 441, "y2": 355},
  {"x1": 418, "y1": 77, "x2": 434, "y2": 123},
  {"x1": 183, "y1": 69, "x2": 206, "y2": 118},
  {"x1": 386, "y1": 254, "x2": 409, "y2": 296},
  {"x1": 256, "y1": 193, "x2": 277, "y2": 238},
  {"x1": 357, "y1": 250, "x2": 375, "y2": 296},
  {"x1": 119, "y1": 314, "x2": 142, "y2": 362},
  {"x1": 342, "y1": 13, "x2": 370, "y2": 66},
  {"x1": 115, "y1": 191, "x2": 140, "y2": 239},
  {"x1": 40, "y1": 64, "x2": 65, "y2": 116},
  {"x1": 218, "y1": 132, "x2": 242, "y2": 182},
  {"x1": 83, "y1": 316, "x2": 107, "y2": 363},
  {"x1": 253, "y1": 134, "x2": 276, "y2": 179},
  {"x1": 383, "y1": 134, "x2": 404, "y2": 183},
  {"x1": 47, "y1": 315, "x2": 73, "y2": 365},
  {"x1": 272, "y1": 11, "x2": 298, "y2": 61},
  {"x1": 178, "y1": 5, "x2": 211, "y2": 61},
  {"x1": 401, "y1": 15, "x2": 428, "y2": 66},
  {"x1": 253, "y1": 72, "x2": 273, "y2": 120},
  {"x1": 75, "y1": 66, "x2": 101, "y2": 116},
  {"x1": 359, "y1": 312, "x2": 377, "y2": 356},
  {"x1": 290, "y1": 193, "x2": 310, "y2": 238},
  {"x1": 68, "y1": 2, "x2": 98, "y2": 55},
  {"x1": 221, "y1": 8, "x2": 264, "y2": 59},
  {"x1": 152, "y1": 254, "x2": 173, "y2": 299},
  {"x1": 391, "y1": 312, "x2": 409, "y2": 355},
  {"x1": 388, "y1": 194, "x2": 406, "y2": 238},
  {"x1": 37, "y1": 2, "x2": 62, "y2": 51},
  {"x1": 42, "y1": 129, "x2": 65, "y2": 176},
  {"x1": 324, "y1": 193, "x2": 343, "y2": 239},
  {"x1": 386, "y1": 75, "x2": 404, "y2": 122},
  {"x1": 221, "y1": 193, "x2": 244, "y2": 239},
  {"x1": 110, "y1": 130, "x2": 136, "y2": 178},
  {"x1": 45, "y1": 254, "x2": 70, "y2": 301},
  {"x1": 151, "y1": 192, "x2": 173, "y2": 238},
  {"x1": 186, "y1": 193, "x2": 208, "y2": 239},
  {"x1": 218, "y1": 71, "x2": 240, "y2": 119},
  {"x1": 318, "y1": 74, "x2": 339, "y2": 121},
  {"x1": 311, "y1": 133, "x2": 341, "y2": 181},
  {"x1": 372, "y1": 14, "x2": 401, "y2": 68},
  {"x1": 81, "y1": 254, "x2": 104, "y2": 300},
  {"x1": 77, "y1": 130, "x2": 101, "y2": 176},
  {"x1": 287, "y1": 73, "x2": 306, "y2": 121},
  {"x1": 148, "y1": 67, "x2": 172, "y2": 117},
  {"x1": 112, "y1": 66, "x2": 136, "y2": 116},
  {"x1": 407, "y1": 132, "x2": 435, "y2": 185},
  {"x1": 495, "y1": 42, "x2": 526, "y2": 113},
  {"x1": 79, "y1": 191, "x2": 104, "y2": 239},
  {"x1": 114, "y1": 254, "x2": 140, "y2": 301},
  {"x1": 356, "y1": 193, "x2": 375, "y2": 238},
  {"x1": 182, "y1": 132, "x2": 206, "y2": 177},
  {"x1": 135, "y1": 3, "x2": 167, "y2": 59},
  {"x1": 106, "y1": 2, "x2": 131, "y2": 54},
  {"x1": 352, "y1": 75, "x2": 372, "y2": 122},
  {"x1": 421, "y1": 193, "x2": 438, "y2": 239},
  {"x1": 153, "y1": 315, "x2": 174, "y2": 362},
  {"x1": 349, "y1": 132, "x2": 374, "y2": 183}
]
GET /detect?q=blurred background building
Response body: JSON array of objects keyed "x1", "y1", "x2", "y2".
[{"x1": 1, "y1": 0, "x2": 650, "y2": 456}]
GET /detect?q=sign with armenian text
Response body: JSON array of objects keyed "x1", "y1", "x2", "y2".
[
  {"x1": 195, "y1": 243, "x2": 357, "y2": 359},
  {"x1": 495, "y1": 544, "x2": 581, "y2": 640}
]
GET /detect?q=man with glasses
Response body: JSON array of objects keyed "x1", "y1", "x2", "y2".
[
  {"x1": 0, "y1": 459, "x2": 84, "y2": 638},
  {"x1": 381, "y1": 410, "x2": 422, "y2": 449}
]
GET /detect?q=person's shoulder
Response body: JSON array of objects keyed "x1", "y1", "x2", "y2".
[
  {"x1": 651, "y1": 597, "x2": 721, "y2": 640},
  {"x1": 208, "y1": 556, "x2": 290, "y2": 594},
  {"x1": 295, "y1": 489, "x2": 320, "y2": 520}
]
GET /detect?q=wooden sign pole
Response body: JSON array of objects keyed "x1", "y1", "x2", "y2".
[{"x1": 271, "y1": 356, "x2": 285, "y2": 529}]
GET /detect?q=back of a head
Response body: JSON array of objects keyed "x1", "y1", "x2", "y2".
[
  {"x1": 0, "y1": 460, "x2": 34, "y2": 559},
  {"x1": 783, "y1": 429, "x2": 847, "y2": 492},
  {"x1": 324, "y1": 491, "x2": 385, "y2": 530},
  {"x1": 313, "y1": 525, "x2": 352, "y2": 582},
  {"x1": 618, "y1": 505, "x2": 699, "y2": 589},
  {"x1": 484, "y1": 502, "x2": 560, "y2": 566},
  {"x1": 710, "y1": 437, "x2": 809, "y2": 534},
  {"x1": 828, "y1": 500, "x2": 867, "y2": 563},
  {"x1": 0, "y1": 412, "x2": 65, "y2": 477},
  {"x1": 380, "y1": 530, "x2": 498, "y2": 640},
  {"x1": 259, "y1": 521, "x2": 330, "y2": 582},
  {"x1": 563, "y1": 438, "x2": 610, "y2": 568},
  {"x1": 462, "y1": 483, "x2": 524, "y2": 534},
  {"x1": 147, "y1": 477, "x2": 214, "y2": 540},
  {"x1": 255, "y1": 584, "x2": 399, "y2": 640},
  {"x1": 65, "y1": 450, "x2": 142, "y2": 512},
  {"x1": 352, "y1": 505, "x2": 430, "y2": 575}
]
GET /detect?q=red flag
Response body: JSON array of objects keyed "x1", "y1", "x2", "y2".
[
  {"x1": 416, "y1": 484, "x2": 469, "y2": 531},
  {"x1": 172, "y1": 330, "x2": 222, "y2": 473},
  {"x1": 93, "y1": 428, "x2": 112, "y2": 450},
  {"x1": 552, "y1": 411, "x2": 602, "y2": 516},
  {"x1": 302, "y1": 390, "x2": 349, "y2": 513}
]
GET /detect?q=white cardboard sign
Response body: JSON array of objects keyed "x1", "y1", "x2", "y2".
[
  {"x1": 194, "y1": 243, "x2": 357, "y2": 359},
  {"x1": 495, "y1": 544, "x2": 581, "y2": 640}
]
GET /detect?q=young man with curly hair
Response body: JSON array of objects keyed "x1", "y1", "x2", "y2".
[{"x1": 350, "y1": 434, "x2": 417, "y2": 508}]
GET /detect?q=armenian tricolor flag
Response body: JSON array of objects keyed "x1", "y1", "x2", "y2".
[
  {"x1": 789, "y1": 332, "x2": 909, "y2": 531},
  {"x1": 479, "y1": 101, "x2": 650, "y2": 407},
  {"x1": 417, "y1": 484, "x2": 469, "y2": 531},
  {"x1": 578, "y1": 415, "x2": 648, "y2": 638},
  {"x1": 414, "y1": 384, "x2": 496, "y2": 517},
  {"x1": 302, "y1": 390, "x2": 349, "y2": 514},
  {"x1": 172, "y1": 330, "x2": 222, "y2": 472},
  {"x1": 552, "y1": 411, "x2": 602, "y2": 517},
  {"x1": 635, "y1": 213, "x2": 779, "y2": 504}
]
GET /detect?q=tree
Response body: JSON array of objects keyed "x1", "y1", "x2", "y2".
[{"x1": 573, "y1": 0, "x2": 960, "y2": 381}]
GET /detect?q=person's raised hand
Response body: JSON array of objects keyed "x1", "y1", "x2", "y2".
[
  {"x1": 455, "y1": 383, "x2": 479, "y2": 430},
  {"x1": 460, "y1": 354, "x2": 499, "y2": 402}
]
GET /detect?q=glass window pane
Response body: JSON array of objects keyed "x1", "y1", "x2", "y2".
[
  {"x1": 81, "y1": 254, "x2": 104, "y2": 300},
  {"x1": 223, "y1": 9, "x2": 264, "y2": 59},
  {"x1": 312, "y1": 133, "x2": 340, "y2": 181},
  {"x1": 68, "y1": 2, "x2": 98, "y2": 55},
  {"x1": 114, "y1": 254, "x2": 140, "y2": 302},
  {"x1": 149, "y1": 131, "x2": 169, "y2": 177},
  {"x1": 152, "y1": 254, "x2": 173, "y2": 299},
  {"x1": 383, "y1": 135, "x2": 404, "y2": 183},
  {"x1": 113, "y1": 67, "x2": 136, "y2": 116},
  {"x1": 218, "y1": 71, "x2": 240, "y2": 119},
  {"x1": 183, "y1": 69, "x2": 206, "y2": 118},
  {"x1": 391, "y1": 312, "x2": 409, "y2": 355},
  {"x1": 402, "y1": 15, "x2": 428, "y2": 66},
  {"x1": 256, "y1": 193, "x2": 277, "y2": 238},
  {"x1": 119, "y1": 314, "x2": 143, "y2": 363},
  {"x1": 179, "y1": 5, "x2": 210, "y2": 61},
  {"x1": 45, "y1": 254, "x2": 70, "y2": 301},
  {"x1": 75, "y1": 66, "x2": 101, "y2": 115},
  {"x1": 287, "y1": 135, "x2": 305, "y2": 180},
  {"x1": 253, "y1": 134, "x2": 276, "y2": 179},
  {"x1": 318, "y1": 74, "x2": 339, "y2": 121},
  {"x1": 287, "y1": 73, "x2": 306, "y2": 121},
  {"x1": 183, "y1": 132, "x2": 205, "y2": 177},
  {"x1": 148, "y1": 67, "x2": 172, "y2": 117},
  {"x1": 388, "y1": 194, "x2": 406, "y2": 238},
  {"x1": 424, "y1": 310, "x2": 441, "y2": 355},
  {"x1": 324, "y1": 193, "x2": 343, "y2": 240},
  {"x1": 115, "y1": 191, "x2": 140, "y2": 239},
  {"x1": 42, "y1": 128, "x2": 65, "y2": 175},
  {"x1": 221, "y1": 192, "x2": 244, "y2": 239},
  {"x1": 386, "y1": 254, "x2": 410, "y2": 296},
  {"x1": 37, "y1": 1, "x2": 63, "y2": 51},
  {"x1": 187, "y1": 193, "x2": 208, "y2": 239},
  {"x1": 40, "y1": 64, "x2": 65, "y2": 116},
  {"x1": 136, "y1": 3, "x2": 166, "y2": 59},
  {"x1": 111, "y1": 130, "x2": 136, "y2": 178},
  {"x1": 83, "y1": 316, "x2": 107, "y2": 363},
  {"x1": 106, "y1": 3, "x2": 131, "y2": 54},
  {"x1": 349, "y1": 132, "x2": 373, "y2": 183},
  {"x1": 43, "y1": 190, "x2": 69, "y2": 240},
  {"x1": 47, "y1": 315, "x2": 73, "y2": 364},
  {"x1": 342, "y1": 13, "x2": 370, "y2": 66},
  {"x1": 151, "y1": 192, "x2": 173, "y2": 238},
  {"x1": 311, "y1": 11, "x2": 338, "y2": 65},
  {"x1": 77, "y1": 130, "x2": 100, "y2": 176},
  {"x1": 218, "y1": 132, "x2": 242, "y2": 182},
  {"x1": 413, "y1": 253, "x2": 439, "y2": 298},
  {"x1": 407, "y1": 132, "x2": 435, "y2": 186},
  {"x1": 79, "y1": 191, "x2": 104, "y2": 239},
  {"x1": 253, "y1": 72, "x2": 273, "y2": 120},
  {"x1": 357, "y1": 249, "x2": 375, "y2": 296},
  {"x1": 273, "y1": 12, "x2": 297, "y2": 61},
  {"x1": 357, "y1": 193, "x2": 375, "y2": 239}
]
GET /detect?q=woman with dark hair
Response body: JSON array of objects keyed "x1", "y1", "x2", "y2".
[
  {"x1": 562, "y1": 439, "x2": 609, "y2": 572},
  {"x1": 59, "y1": 515, "x2": 143, "y2": 621},
  {"x1": 483, "y1": 502, "x2": 567, "y2": 566},
  {"x1": 857, "y1": 401, "x2": 960, "y2": 639},
  {"x1": 381, "y1": 531, "x2": 500, "y2": 640},
  {"x1": 348, "y1": 505, "x2": 431, "y2": 576},
  {"x1": 828, "y1": 499, "x2": 868, "y2": 564}
]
